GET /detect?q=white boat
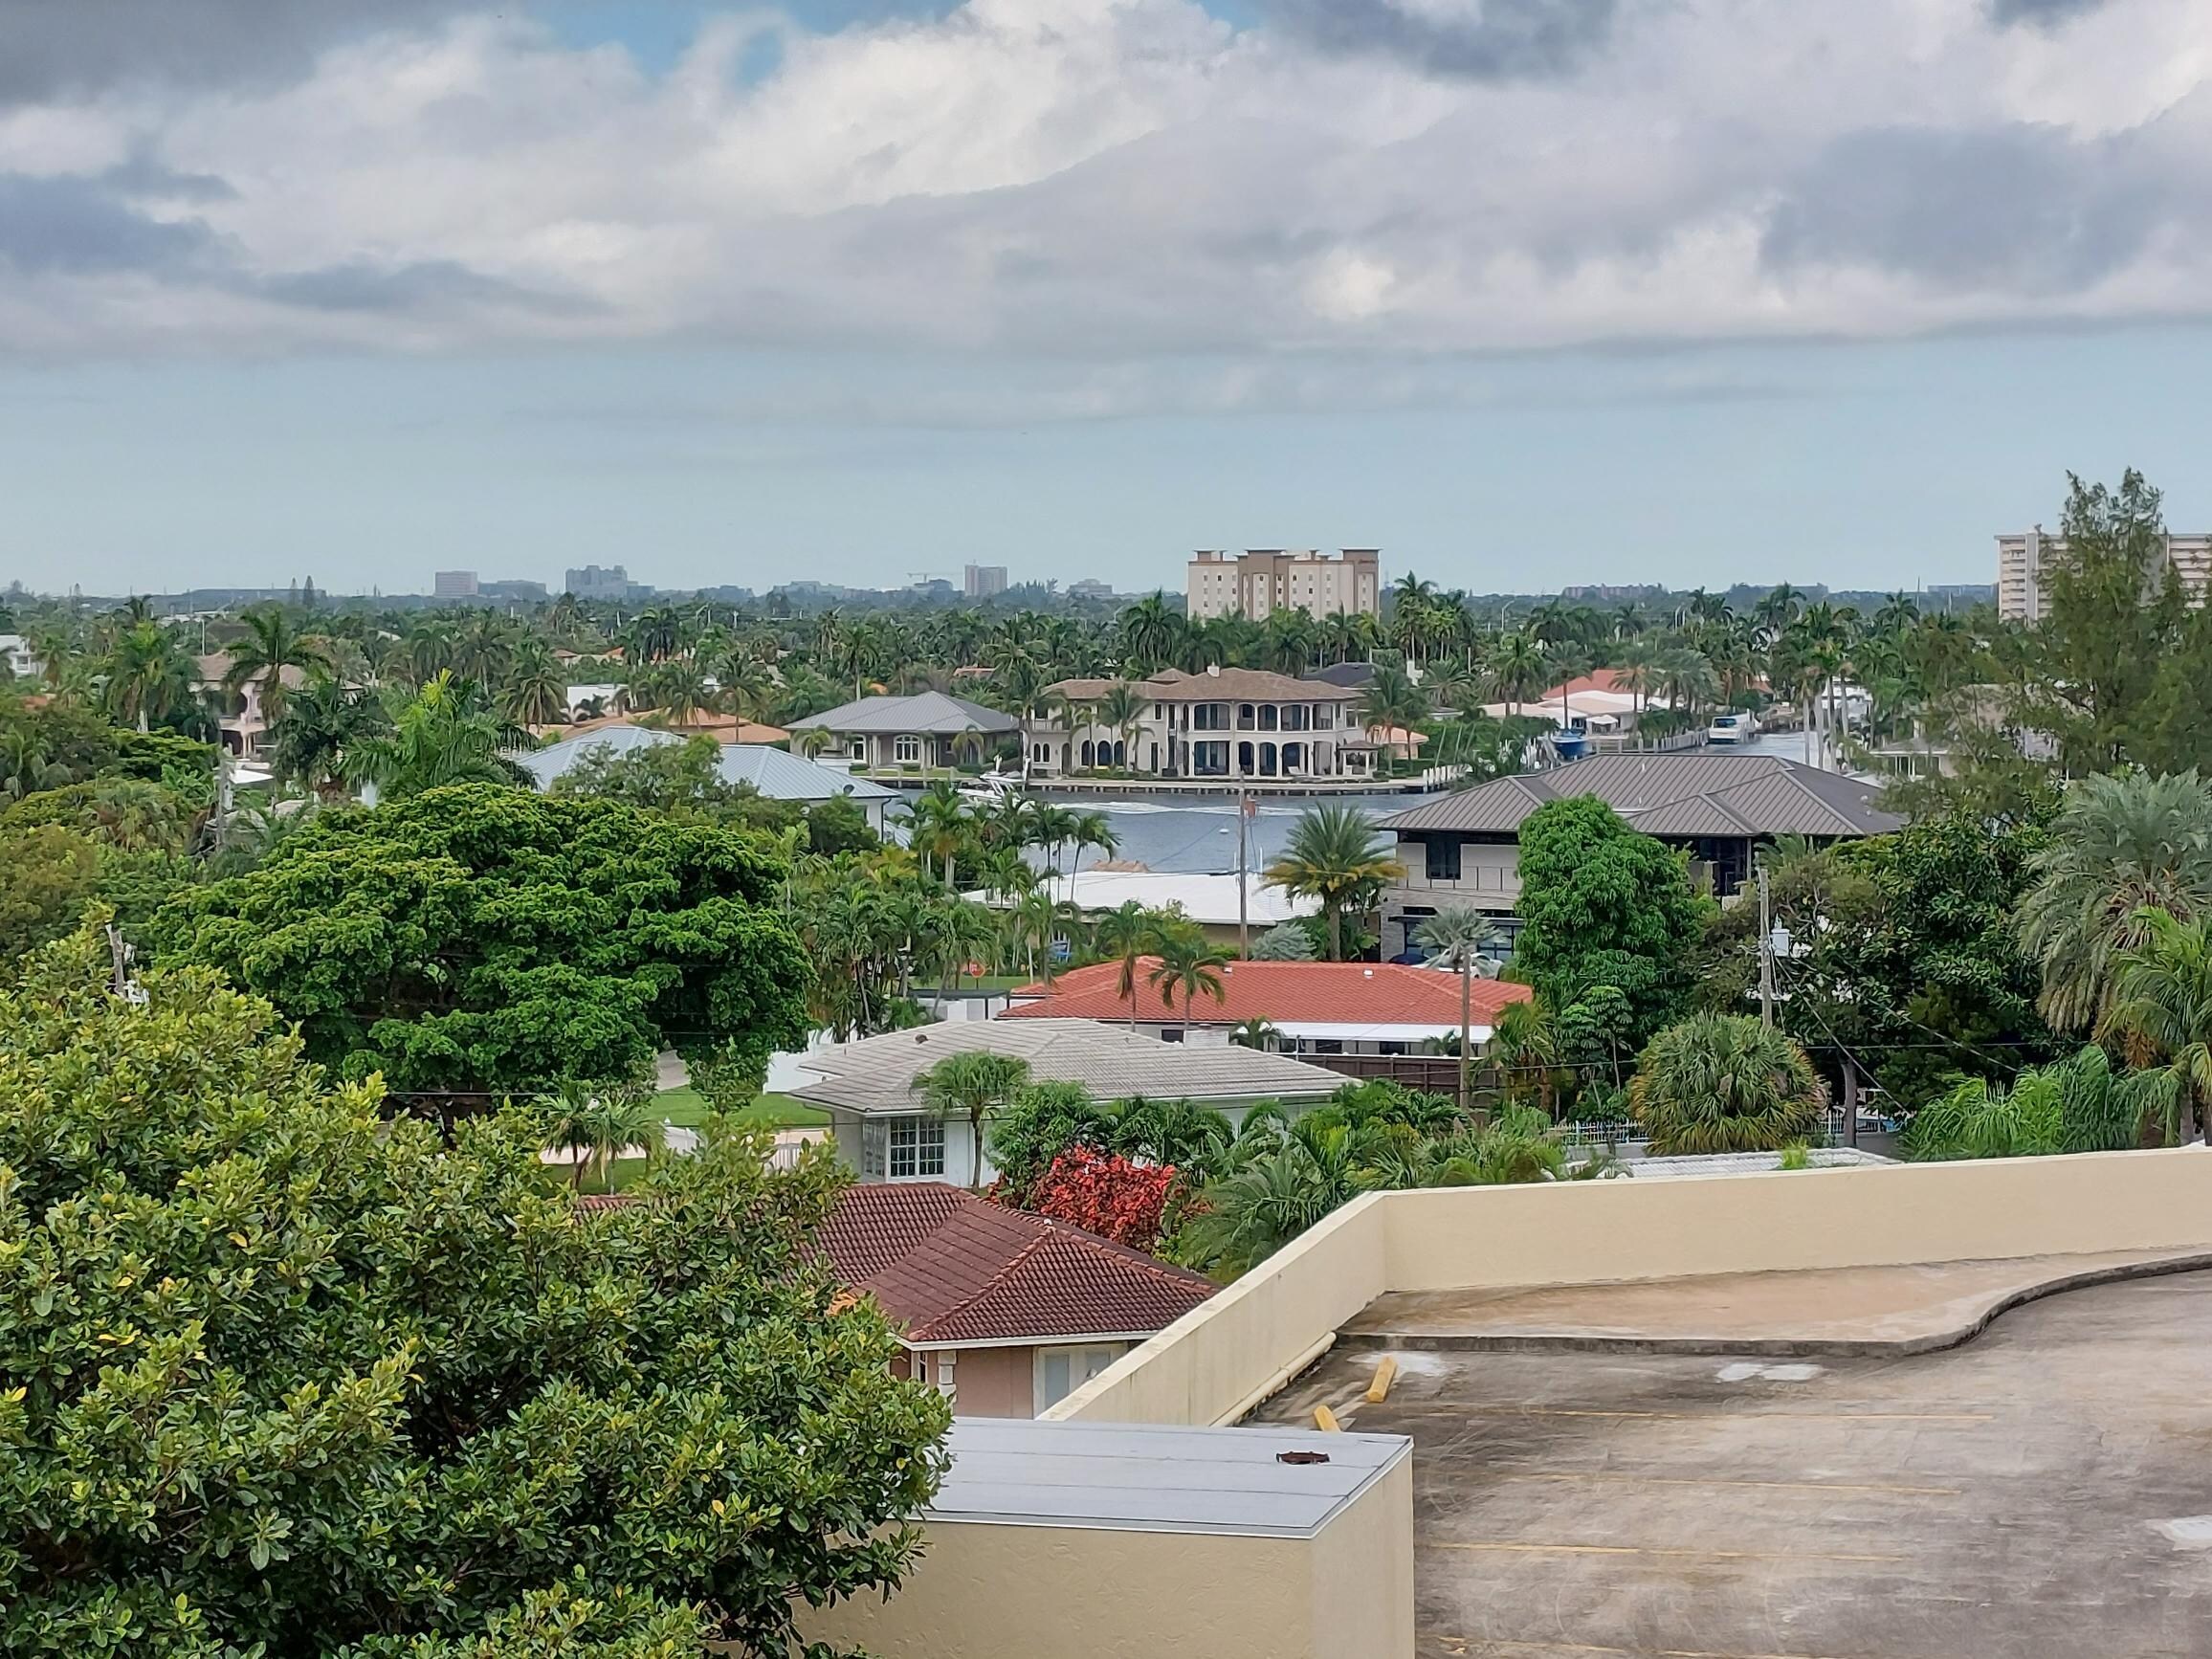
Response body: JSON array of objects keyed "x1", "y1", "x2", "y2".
[
  {"x1": 958, "y1": 770, "x2": 1025, "y2": 805},
  {"x1": 1707, "y1": 712, "x2": 1755, "y2": 744}
]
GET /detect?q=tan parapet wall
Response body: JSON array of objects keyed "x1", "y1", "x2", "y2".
[
  {"x1": 799, "y1": 1457, "x2": 1415, "y2": 1659},
  {"x1": 1050, "y1": 1146, "x2": 2212, "y2": 1428}
]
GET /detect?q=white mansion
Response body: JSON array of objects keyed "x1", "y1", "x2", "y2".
[{"x1": 1029, "y1": 667, "x2": 1374, "y2": 782}]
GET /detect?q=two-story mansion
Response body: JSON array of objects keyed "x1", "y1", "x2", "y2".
[{"x1": 1030, "y1": 666, "x2": 1372, "y2": 782}]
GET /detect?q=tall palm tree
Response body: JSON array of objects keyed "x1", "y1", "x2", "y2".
[
  {"x1": 500, "y1": 642, "x2": 569, "y2": 728},
  {"x1": 1096, "y1": 680, "x2": 1147, "y2": 769},
  {"x1": 1067, "y1": 809, "x2": 1118, "y2": 881},
  {"x1": 2017, "y1": 770, "x2": 2212, "y2": 1031},
  {"x1": 1416, "y1": 906, "x2": 1502, "y2": 1117},
  {"x1": 1628, "y1": 1013, "x2": 1826, "y2": 1154},
  {"x1": 1264, "y1": 804, "x2": 1405, "y2": 961},
  {"x1": 1359, "y1": 661, "x2": 1427, "y2": 753},
  {"x1": 345, "y1": 671, "x2": 534, "y2": 801},
  {"x1": 917, "y1": 1051, "x2": 1031, "y2": 1189},
  {"x1": 1119, "y1": 592, "x2": 1182, "y2": 675},
  {"x1": 102, "y1": 621, "x2": 195, "y2": 733},
  {"x1": 1148, "y1": 932, "x2": 1229, "y2": 1040},
  {"x1": 1092, "y1": 900, "x2": 1159, "y2": 1030},
  {"x1": 1484, "y1": 631, "x2": 1546, "y2": 717},
  {"x1": 223, "y1": 605, "x2": 332, "y2": 725}
]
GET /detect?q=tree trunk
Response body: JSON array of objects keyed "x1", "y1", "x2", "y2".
[{"x1": 1327, "y1": 905, "x2": 1343, "y2": 962}]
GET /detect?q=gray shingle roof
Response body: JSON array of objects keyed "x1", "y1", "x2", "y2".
[
  {"x1": 514, "y1": 723, "x2": 895, "y2": 800},
  {"x1": 792, "y1": 1018, "x2": 1346, "y2": 1115},
  {"x1": 787, "y1": 692, "x2": 1020, "y2": 736},
  {"x1": 1380, "y1": 753, "x2": 1902, "y2": 839}
]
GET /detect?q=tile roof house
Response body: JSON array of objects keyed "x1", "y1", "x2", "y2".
[
  {"x1": 1001, "y1": 961, "x2": 1531, "y2": 1055},
  {"x1": 817, "y1": 1182, "x2": 1215, "y2": 1416},
  {"x1": 583, "y1": 1181, "x2": 1212, "y2": 1417},
  {"x1": 788, "y1": 692, "x2": 1019, "y2": 773},
  {"x1": 793, "y1": 1018, "x2": 1346, "y2": 1187},
  {"x1": 1375, "y1": 751, "x2": 1903, "y2": 958}
]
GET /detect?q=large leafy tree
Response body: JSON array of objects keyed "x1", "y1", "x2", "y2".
[
  {"x1": 1263, "y1": 803, "x2": 1405, "y2": 961},
  {"x1": 1628, "y1": 1012, "x2": 1827, "y2": 1154},
  {"x1": 1511, "y1": 796, "x2": 1704, "y2": 1047},
  {"x1": 150, "y1": 785, "x2": 812, "y2": 1101},
  {"x1": 0, "y1": 921, "x2": 948, "y2": 1659}
]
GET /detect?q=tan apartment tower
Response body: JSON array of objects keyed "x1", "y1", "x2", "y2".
[
  {"x1": 1998, "y1": 528, "x2": 2212, "y2": 623},
  {"x1": 1186, "y1": 548, "x2": 1381, "y2": 622}
]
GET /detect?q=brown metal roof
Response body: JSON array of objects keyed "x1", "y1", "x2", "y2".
[
  {"x1": 1380, "y1": 753, "x2": 1902, "y2": 839},
  {"x1": 1140, "y1": 667, "x2": 1360, "y2": 702}
]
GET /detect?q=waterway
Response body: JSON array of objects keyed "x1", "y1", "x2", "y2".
[{"x1": 1069, "y1": 791, "x2": 1448, "y2": 874}]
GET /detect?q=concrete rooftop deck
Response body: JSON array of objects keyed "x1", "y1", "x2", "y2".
[
  {"x1": 1338, "y1": 1248, "x2": 2212, "y2": 1357},
  {"x1": 1262, "y1": 1267, "x2": 2212, "y2": 1659}
]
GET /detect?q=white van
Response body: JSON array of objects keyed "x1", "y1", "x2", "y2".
[{"x1": 1707, "y1": 712, "x2": 1754, "y2": 744}]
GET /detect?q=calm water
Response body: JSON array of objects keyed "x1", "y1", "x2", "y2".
[{"x1": 1059, "y1": 792, "x2": 1445, "y2": 874}]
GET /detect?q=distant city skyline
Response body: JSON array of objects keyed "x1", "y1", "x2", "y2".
[{"x1": 4, "y1": 2, "x2": 2211, "y2": 597}]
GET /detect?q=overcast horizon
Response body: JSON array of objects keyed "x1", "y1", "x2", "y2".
[{"x1": 4, "y1": 0, "x2": 2210, "y2": 598}]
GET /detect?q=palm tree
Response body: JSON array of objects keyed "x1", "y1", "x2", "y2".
[
  {"x1": 1627, "y1": 1013, "x2": 1827, "y2": 1154},
  {"x1": 2097, "y1": 908, "x2": 2212, "y2": 1143},
  {"x1": 795, "y1": 725, "x2": 835, "y2": 761},
  {"x1": 1229, "y1": 1018, "x2": 1282, "y2": 1051},
  {"x1": 1264, "y1": 804, "x2": 1405, "y2": 961},
  {"x1": 102, "y1": 621, "x2": 195, "y2": 733},
  {"x1": 1359, "y1": 661, "x2": 1427, "y2": 758},
  {"x1": 223, "y1": 605, "x2": 332, "y2": 725},
  {"x1": 345, "y1": 671, "x2": 534, "y2": 801},
  {"x1": 1178, "y1": 1122, "x2": 1366, "y2": 1276},
  {"x1": 500, "y1": 641, "x2": 569, "y2": 728},
  {"x1": 2016, "y1": 770, "x2": 2212, "y2": 1031},
  {"x1": 1148, "y1": 932, "x2": 1229, "y2": 1040},
  {"x1": 271, "y1": 675, "x2": 388, "y2": 799},
  {"x1": 1092, "y1": 900, "x2": 1159, "y2": 1030},
  {"x1": 1067, "y1": 809, "x2": 1118, "y2": 880},
  {"x1": 1484, "y1": 631, "x2": 1546, "y2": 717},
  {"x1": 1119, "y1": 592, "x2": 1182, "y2": 675},
  {"x1": 1096, "y1": 680, "x2": 1147, "y2": 769},
  {"x1": 540, "y1": 1083, "x2": 665, "y2": 1194},
  {"x1": 917, "y1": 1051, "x2": 1031, "y2": 1188},
  {"x1": 907, "y1": 780, "x2": 972, "y2": 890},
  {"x1": 1416, "y1": 907, "x2": 1502, "y2": 1117}
]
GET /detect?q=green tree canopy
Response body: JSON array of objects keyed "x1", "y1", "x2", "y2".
[
  {"x1": 0, "y1": 921, "x2": 948, "y2": 1659},
  {"x1": 1628, "y1": 1012, "x2": 1827, "y2": 1154},
  {"x1": 150, "y1": 785, "x2": 812, "y2": 1101},
  {"x1": 1511, "y1": 796, "x2": 1705, "y2": 1047}
]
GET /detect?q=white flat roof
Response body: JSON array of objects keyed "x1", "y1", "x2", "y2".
[
  {"x1": 927, "y1": 1418, "x2": 1408, "y2": 1538},
  {"x1": 1275, "y1": 1020, "x2": 1484, "y2": 1043}
]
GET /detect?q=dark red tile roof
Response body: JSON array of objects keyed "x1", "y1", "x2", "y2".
[
  {"x1": 815, "y1": 1182, "x2": 1215, "y2": 1345},
  {"x1": 1002, "y1": 959, "x2": 1531, "y2": 1028}
]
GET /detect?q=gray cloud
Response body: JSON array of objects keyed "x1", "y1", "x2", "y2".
[
  {"x1": 1988, "y1": 0, "x2": 2112, "y2": 28},
  {"x1": 256, "y1": 258, "x2": 597, "y2": 317},
  {"x1": 0, "y1": 0, "x2": 463, "y2": 104},
  {"x1": 1262, "y1": 0, "x2": 1619, "y2": 80},
  {"x1": 1761, "y1": 123, "x2": 2176, "y2": 295},
  {"x1": 100, "y1": 152, "x2": 238, "y2": 203},
  {"x1": 0, "y1": 173, "x2": 217, "y2": 276}
]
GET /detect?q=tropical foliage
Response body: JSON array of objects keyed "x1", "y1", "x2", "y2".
[{"x1": 1627, "y1": 1013, "x2": 1827, "y2": 1154}]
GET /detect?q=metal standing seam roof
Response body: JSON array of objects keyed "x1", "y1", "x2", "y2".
[
  {"x1": 511, "y1": 724, "x2": 896, "y2": 800},
  {"x1": 927, "y1": 1418, "x2": 1410, "y2": 1538},
  {"x1": 787, "y1": 692, "x2": 1020, "y2": 736},
  {"x1": 1379, "y1": 753, "x2": 1902, "y2": 839},
  {"x1": 789, "y1": 1018, "x2": 1348, "y2": 1114}
]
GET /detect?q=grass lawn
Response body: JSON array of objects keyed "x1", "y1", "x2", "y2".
[{"x1": 652, "y1": 1085, "x2": 829, "y2": 1129}]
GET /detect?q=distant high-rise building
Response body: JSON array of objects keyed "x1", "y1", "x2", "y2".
[
  {"x1": 1067, "y1": 578, "x2": 1117, "y2": 601},
  {"x1": 433, "y1": 569, "x2": 479, "y2": 599},
  {"x1": 1185, "y1": 549, "x2": 1380, "y2": 622},
  {"x1": 480, "y1": 579, "x2": 549, "y2": 603},
  {"x1": 964, "y1": 564, "x2": 1009, "y2": 598},
  {"x1": 565, "y1": 564, "x2": 639, "y2": 601},
  {"x1": 1997, "y1": 529, "x2": 2212, "y2": 623}
]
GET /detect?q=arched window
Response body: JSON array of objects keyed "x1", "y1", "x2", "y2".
[{"x1": 1080, "y1": 741, "x2": 1095, "y2": 767}]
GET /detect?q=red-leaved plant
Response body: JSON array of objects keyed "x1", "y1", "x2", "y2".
[{"x1": 1021, "y1": 1147, "x2": 1179, "y2": 1253}]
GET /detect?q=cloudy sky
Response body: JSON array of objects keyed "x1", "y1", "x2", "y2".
[{"x1": 1, "y1": 0, "x2": 2208, "y2": 598}]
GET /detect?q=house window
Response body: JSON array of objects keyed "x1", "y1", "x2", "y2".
[
  {"x1": 909, "y1": 1349, "x2": 928, "y2": 1382},
  {"x1": 1257, "y1": 705, "x2": 1278, "y2": 731},
  {"x1": 1281, "y1": 705, "x2": 1310, "y2": 731},
  {"x1": 889, "y1": 1118, "x2": 945, "y2": 1179},
  {"x1": 1426, "y1": 837, "x2": 1463, "y2": 881},
  {"x1": 1035, "y1": 1344, "x2": 1125, "y2": 1412},
  {"x1": 893, "y1": 734, "x2": 923, "y2": 764},
  {"x1": 860, "y1": 1118, "x2": 888, "y2": 1179},
  {"x1": 1192, "y1": 741, "x2": 1229, "y2": 776},
  {"x1": 1312, "y1": 704, "x2": 1336, "y2": 729},
  {"x1": 1192, "y1": 703, "x2": 1230, "y2": 731}
]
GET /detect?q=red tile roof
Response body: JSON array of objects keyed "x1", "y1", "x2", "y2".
[
  {"x1": 1537, "y1": 667, "x2": 1631, "y2": 701},
  {"x1": 1000, "y1": 959, "x2": 1531, "y2": 1028},
  {"x1": 814, "y1": 1183, "x2": 1215, "y2": 1345}
]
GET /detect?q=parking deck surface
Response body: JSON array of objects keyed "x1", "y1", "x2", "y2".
[{"x1": 1261, "y1": 1271, "x2": 2212, "y2": 1659}]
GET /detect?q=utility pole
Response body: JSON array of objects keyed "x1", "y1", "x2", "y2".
[
  {"x1": 1758, "y1": 863, "x2": 1775, "y2": 1030},
  {"x1": 1235, "y1": 793, "x2": 1253, "y2": 958}
]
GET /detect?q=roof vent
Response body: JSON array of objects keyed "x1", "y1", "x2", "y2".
[
  {"x1": 1276, "y1": 1450, "x2": 1331, "y2": 1466},
  {"x1": 1362, "y1": 967, "x2": 1373, "y2": 978},
  {"x1": 1206, "y1": 663, "x2": 1221, "y2": 675}
]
